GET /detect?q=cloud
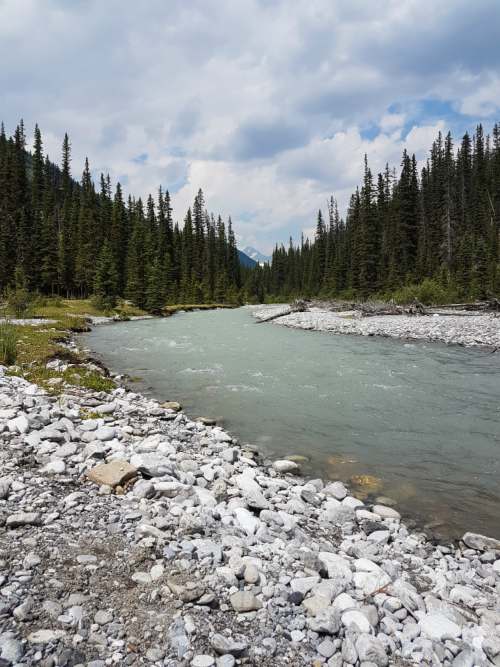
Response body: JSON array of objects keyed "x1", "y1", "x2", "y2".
[{"x1": 1, "y1": 0, "x2": 499, "y2": 252}]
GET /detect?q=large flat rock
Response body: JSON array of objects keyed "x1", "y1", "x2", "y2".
[{"x1": 87, "y1": 460, "x2": 137, "y2": 487}]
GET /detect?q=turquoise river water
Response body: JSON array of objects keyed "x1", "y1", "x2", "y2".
[{"x1": 83, "y1": 307, "x2": 500, "y2": 540}]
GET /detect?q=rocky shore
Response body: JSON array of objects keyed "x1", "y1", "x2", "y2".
[
  {"x1": 1, "y1": 348, "x2": 500, "y2": 666},
  {"x1": 252, "y1": 306, "x2": 500, "y2": 348}
]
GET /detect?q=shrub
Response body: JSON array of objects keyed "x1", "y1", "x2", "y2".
[
  {"x1": 0, "y1": 323, "x2": 18, "y2": 365},
  {"x1": 387, "y1": 278, "x2": 459, "y2": 305},
  {"x1": 90, "y1": 293, "x2": 116, "y2": 313},
  {"x1": 5, "y1": 285, "x2": 34, "y2": 318}
]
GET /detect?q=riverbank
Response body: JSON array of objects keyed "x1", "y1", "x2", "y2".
[
  {"x1": 252, "y1": 305, "x2": 500, "y2": 348},
  {"x1": 1, "y1": 323, "x2": 500, "y2": 665}
]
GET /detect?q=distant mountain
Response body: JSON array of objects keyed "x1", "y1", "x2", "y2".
[
  {"x1": 242, "y1": 246, "x2": 271, "y2": 266},
  {"x1": 237, "y1": 249, "x2": 257, "y2": 268}
]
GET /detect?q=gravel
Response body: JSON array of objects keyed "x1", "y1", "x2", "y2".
[
  {"x1": 0, "y1": 352, "x2": 499, "y2": 665},
  {"x1": 252, "y1": 305, "x2": 500, "y2": 347}
]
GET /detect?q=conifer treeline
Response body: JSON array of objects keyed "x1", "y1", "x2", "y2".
[
  {"x1": 0, "y1": 122, "x2": 249, "y2": 309},
  {"x1": 264, "y1": 124, "x2": 500, "y2": 300}
]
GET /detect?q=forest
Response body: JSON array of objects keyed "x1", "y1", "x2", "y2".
[
  {"x1": 1, "y1": 120, "x2": 499, "y2": 310},
  {"x1": 0, "y1": 122, "x2": 247, "y2": 311},
  {"x1": 263, "y1": 124, "x2": 500, "y2": 303}
]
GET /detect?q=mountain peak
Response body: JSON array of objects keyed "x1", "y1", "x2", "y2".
[{"x1": 242, "y1": 246, "x2": 271, "y2": 265}]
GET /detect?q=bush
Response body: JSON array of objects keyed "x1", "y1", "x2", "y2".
[
  {"x1": 0, "y1": 323, "x2": 18, "y2": 365},
  {"x1": 90, "y1": 293, "x2": 116, "y2": 313},
  {"x1": 387, "y1": 278, "x2": 458, "y2": 305},
  {"x1": 5, "y1": 285, "x2": 34, "y2": 318}
]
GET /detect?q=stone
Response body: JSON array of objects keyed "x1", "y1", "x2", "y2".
[
  {"x1": 234, "y1": 474, "x2": 269, "y2": 509},
  {"x1": 272, "y1": 459, "x2": 299, "y2": 473},
  {"x1": 291, "y1": 576, "x2": 320, "y2": 596},
  {"x1": 95, "y1": 425, "x2": 116, "y2": 441},
  {"x1": 462, "y1": 532, "x2": 500, "y2": 552},
  {"x1": 323, "y1": 481, "x2": 348, "y2": 500},
  {"x1": 94, "y1": 609, "x2": 113, "y2": 625},
  {"x1": 318, "y1": 639, "x2": 336, "y2": 658},
  {"x1": 234, "y1": 507, "x2": 261, "y2": 536},
  {"x1": 355, "y1": 635, "x2": 388, "y2": 667},
  {"x1": 87, "y1": 460, "x2": 137, "y2": 487},
  {"x1": 318, "y1": 552, "x2": 353, "y2": 585},
  {"x1": 216, "y1": 657, "x2": 236, "y2": 667},
  {"x1": 43, "y1": 459, "x2": 66, "y2": 474},
  {"x1": 27, "y1": 629, "x2": 66, "y2": 644},
  {"x1": 0, "y1": 477, "x2": 11, "y2": 499},
  {"x1": 419, "y1": 613, "x2": 461, "y2": 641},
  {"x1": 230, "y1": 591, "x2": 262, "y2": 613},
  {"x1": 307, "y1": 609, "x2": 340, "y2": 634},
  {"x1": 243, "y1": 564, "x2": 260, "y2": 584},
  {"x1": 303, "y1": 594, "x2": 331, "y2": 616},
  {"x1": 210, "y1": 634, "x2": 247, "y2": 656},
  {"x1": 94, "y1": 401, "x2": 117, "y2": 414},
  {"x1": 130, "y1": 452, "x2": 173, "y2": 477},
  {"x1": 6, "y1": 512, "x2": 40, "y2": 528},
  {"x1": 155, "y1": 481, "x2": 188, "y2": 497},
  {"x1": 0, "y1": 633, "x2": 24, "y2": 662},
  {"x1": 162, "y1": 401, "x2": 182, "y2": 412},
  {"x1": 353, "y1": 570, "x2": 391, "y2": 596},
  {"x1": 372, "y1": 504, "x2": 401, "y2": 520},
  {"x1": 341, "y1": 609, "x2": 372, "y2": 633},
  {"x1": 191, "y1": 656, "x2": 215, "y2": 667}
]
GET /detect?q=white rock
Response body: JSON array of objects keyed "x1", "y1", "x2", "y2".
[
  {"x1": 43, "y1": 460, "x2": 66, "y2": 475},
  {"x1": 28, "y1": 629, "x2": 66, "y2": 644},
  {"x1": 95, "y1": 426, "x2": 116, "y2": 441},
  {"x1": 341, "y1": 609, "x2": 371, "y2": 633},
  {"x1": 419, "y1": 613, "x2": 461, "y2": 641},
  {"x1": 333, "y1": 593, "x2": 357, "y2": 613},
  {"x1": 272, "y1": 460, "x2": 299, "y2": 473},
  {"x1": 291, "y1": 576, "x2": 320, "y2": 596},
  {"x1": 372, "y1": 504, "x2": 401, "y2": 520},
  {"x1": 233, "y1": 507, "x2": 261, "y2": 535},
  {"x1": 462, "y1": 532, "x2": 500, "y2": 552},
  {"x1": 323, "y1": 481, "x2": 348, "y2": 500},
  {"x1": 318, "y1": 552, "x2": 353, "y2": 582}
]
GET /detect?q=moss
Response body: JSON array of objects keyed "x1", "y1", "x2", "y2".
[
  {"x1": 8, "y1": 364, "x2": 115, "y2": 395},
  {"x1": 80, "y1": 409, "x2": 101, "y2": 420}
]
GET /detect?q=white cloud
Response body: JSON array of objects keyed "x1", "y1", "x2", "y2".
[{"x1": 1, "y1": 0, "x2": 499, "y2": 252}]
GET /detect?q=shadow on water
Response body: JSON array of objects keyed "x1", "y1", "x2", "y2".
[{"x1": 83, "y1": 307, "x2": 500, "y2": 541}]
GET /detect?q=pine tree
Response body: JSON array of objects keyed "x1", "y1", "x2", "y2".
[{"x1": 94, "y1": 240, "x2": 119, "y2": 309}]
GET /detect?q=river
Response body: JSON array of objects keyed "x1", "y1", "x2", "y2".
[{"x1": 83, "y1": 307, "x2": 500, "y2": 540}]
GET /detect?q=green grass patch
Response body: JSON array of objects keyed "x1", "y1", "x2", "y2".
[
  {"x1": 33, "y1": 297, "x2": 147, "y2": 320},
  {"x1": 0, "y1": 322, "x2": 18, "y2": 365},
  {"x1": 80, "y1": 409, "x2": 102, "y2": 420},
  {"x1": 163, "y1": 303, "x2": 236, "y2": 315},
  {"x1": 8, "y1": 364, "x2": 115, "y2": 395}
]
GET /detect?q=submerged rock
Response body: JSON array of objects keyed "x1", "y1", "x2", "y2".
[{"x1": 462, "y1": 531, "x2": 500, "y2": 552}]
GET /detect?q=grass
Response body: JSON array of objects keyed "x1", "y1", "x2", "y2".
[
  {"x1": 163, "y1": 303, "x2": 236, "y2": 315},
  {"x1": 8, "y1": 364, "x2": 115, "y2": 395},
  {"x1": 0, "y1": 322, "x2": 18, "y2": 365},
  {"x1": 5, "y1": 315, "x2": 114, "y2": 395},
  {"x1": 32, "y1": 297, "x2": 147, "y2": 320}
]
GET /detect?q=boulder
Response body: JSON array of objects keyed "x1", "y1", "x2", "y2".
[{"x1": 462, "y1": 532, "x2": 500, "y2": 552}]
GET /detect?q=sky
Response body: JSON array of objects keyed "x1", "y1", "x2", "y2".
[{"x1": 1, "y1": 0, "x2": 500, "y2": 253}]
